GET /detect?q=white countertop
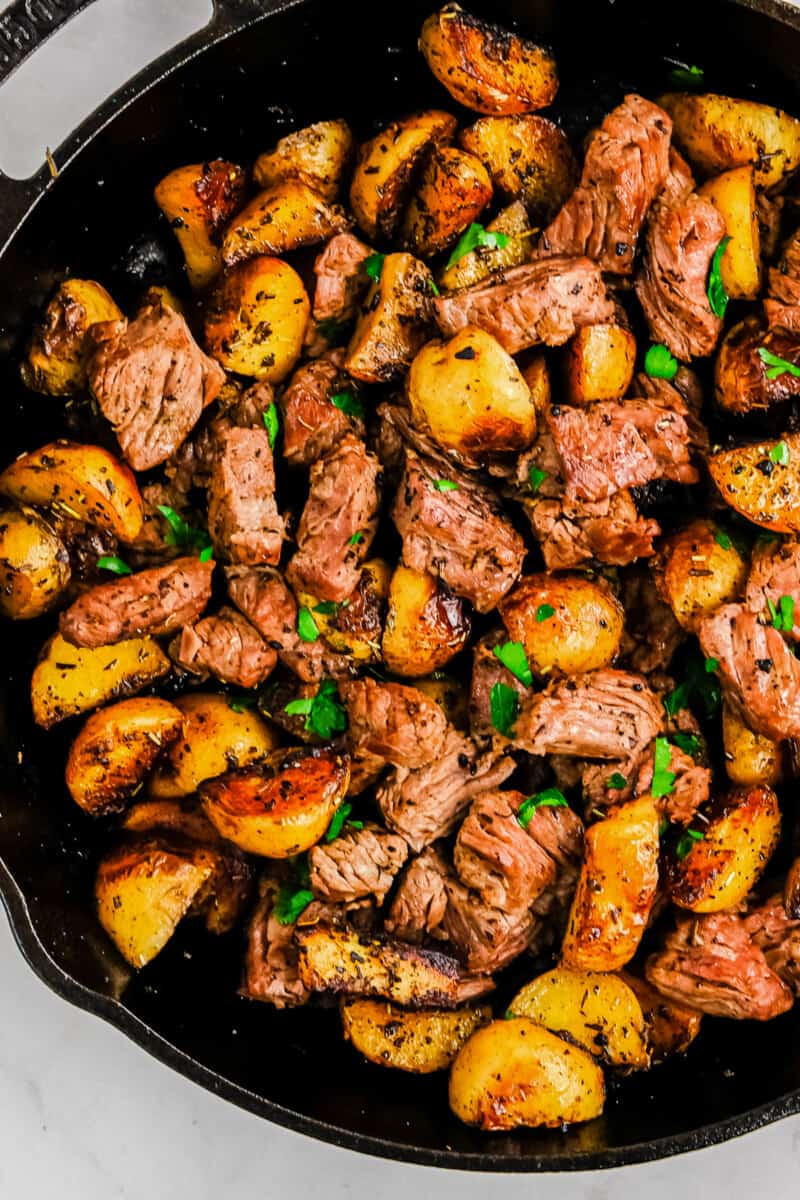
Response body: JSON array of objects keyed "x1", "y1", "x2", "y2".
[{"x1": 0, "y1": 2, "x2": 799, "y2": 1195}]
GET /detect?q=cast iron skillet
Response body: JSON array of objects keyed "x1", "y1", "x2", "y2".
[{"x1": 1, "y1": 0, "x2": 800, "y2": 1171}]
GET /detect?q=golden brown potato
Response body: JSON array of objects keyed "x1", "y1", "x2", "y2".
[
  {"x1": 509, "y1": 967, "x2": 650, "y2": 1071},
  {"x1": 620, "y1": 971, "x2": 703, "y2": 1064},
  {"x1": 205, "y1": 255, "x2": 310, "y2": 381},
  {"x1": 520, "y1": 353, "x2": 551, "y2": 415},
  {"x1": 667, "y1": 785, "x2": 781, "y2": 913},
  {"x1": 65, "y1": 697, "x2": 184, "y2": 816},
  {"x1": 654, "y1": 518, "x2": 747, "y2": 631},
  {"x1": 499, "y1": 572, "x2": 623, "y2": 678},
  {"x1": 708, "y1": 434, "x2": 800, "y2": 533},
  {"x1": 413, "y1": 674, "x2": 469, "y2": 731},
  {"x1": 122, "y1": 799, "x2": 222, "y2": 842},
  {"x1": 420, "y1": 5, "x2": 558, "y2": 116},
  {"x1": 200, "y1": 747, "x2": 349, "y2": 858},
  {"x1": 458, "y1": 114, "x2": 577, "y2": 223},
  {"x1": 382, "y1": 564, "x2": 471, "y2": 677},
  {"x1": 148, "y1": 693, "x2": 280, "y2": 799},
  {"x1": 448, "y1": 1018, "x2": 604, "y2": 1131},
  {"x1": 697, "y1": 165, "x2": 761, "y2": 300},
  {"x1": 0, "y1": 506, "x2": 70, "y2": 619},
  {"x1": 294, "y1": 559, "x2": 391, "y2": 664},
  {"x1": 437, "y1": 200, "x2": 532, "y2": 292},
  {"x1": 563, "y1": 324, "x2": 636, "y2": 404},
  {"x1": 402, "y1": 147, "x2": 493, "y2": 258},
  {"x1": 154, "y1": 160, "x2": 247, "y2": 289},
  {"x1": 341, "y1": 999, "x2": 491, "y2": 1073},
  {"x1": 345, "y1": 252, "x2": 433, "y2": 384},
  {"x1": 562, "y1": 797, "x2": 660, "y2": 972},
  {"x1": 660, "y1": 92, "x2": 800, "y2": 188},
  {"x1": 0, "y1": 440, "x2": 143, "y2": 541},
  {"x1": 714, "y1": 317, "x2": 800, "y2": 416},
  {"x1": 221, "y1": 180, "x2": 351, "y2": 267},
  {"x1": 722, "y1": 700, "x2": 783, "y2": 787},
  {"x1": 20, "y1": 278, "x2": 122, "y2": 395},
  {"x1": 349, "y1": 109, "x2": 456, "y2": 240},
  {"x1": 253, "y1": 119, "x2": 354, "y2": 201},
  {"x1": 408, "y1": 327, "x2": 536, "y2": 460}
]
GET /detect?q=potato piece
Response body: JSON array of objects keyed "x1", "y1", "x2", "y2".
[
  {"x1": 654, "y1": 518, "x2": 747, "y2": 631},
  {"x1": 0, "y1": 440, "x2": 143, "y2": 541},
  {"x1": 148, "y1": 692, "x2": 280, "y2": 799},
  {"x1": 499, "y1": 572, "x2": 623, "y2": 678},
  {"x1": 520, "y1": 353, "x2": 551, "y2": 415},
  {"x1": 420, "y1": 5, "x2": 558, "y2": 116},
  {"x1": 413, "y1": 674, "x2": 469, "y2": 731},
  {"x1": 667, "y1": 785, "x2": 781, "y2": 913},
  {"x1": 345, "y1": 252, "x2": 433, "y2": 384},
  {"x1": 205, "y1": 256, "x2": 310, "y2": 382},
  {"x1": 31, "y1": 634, "x2": 170, "y2": 729},
  {"x1": 563, "y1": 324, "x2": 636, "y2": 404},
  {"x1": 437, "y1": 200, "x2": 532, "y2": 292},
  {"x1": 402, "y1": 148, "x2": 492, "y2": 258},
  {"x1": 708, "y1": 434, "x2": 800, "y2": 533},
  {"x1": 459, "y1": 114, "x2": 577, "y2": 223},
  {"x1": 722, "y1": 700, "x2": 783, "y2": 787},
  {"x1": 65, "y1": 697, "x2": 184, "y2": 816},
  {"x1": 200, "y1": 747, "x2": 349, "y2": 858},
  {"x1": 122, "y1": 799, "x2": 222, "y2": 842},
  {"x1": 294, "y1": 559, "x2": 391, "y2": 664},
  {"x1": 697, "y1": 166, "x2": 761, "y2": 300},
  {"x1": 562, "y1": 797, "x2": 660, "y2": 972},
  {"x1": 620, "y1": 971, "x2": 702, "y2": 1064},
  {"x1": 660, "y1": 92, "x2": 800, "y2": 189},
  {"x1": 448, "y1": 1018, "x2": 604, "y2": 1130},
  {"x1": 408, "y1": 327, "x2": 536, "y2": 460},
  {"x1": 382, "y1": 564, "x2": 471, "y2": 677},
  {"x1": 154, "y1": 160, "x2": 247, "y2": 290},
  {"x1": 0, "y1": 506, "x2": 70, "y2": 619},
  {"x1": 253, "y1": 119, "x2": 354, "y2": 201},
  {"x1": 714, "y1": 317, "x2": 800, "y2": 415},
  {"x1": 349, "y1": 110, "x2": 456, "y2": 241},
  {"x1": 341, "y1": 999, "x2": 491, "y2": 1073},
  {"x1": 21, "y1": 279, "x2": 122, "y2": 395},
  {"x1": 221, "y1": 180, "x2": 351, "y2": 267},
  {"x1": 509, "y1": 967, "x2": 650, "y2": 1071}
]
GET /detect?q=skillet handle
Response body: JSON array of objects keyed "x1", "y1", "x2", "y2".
[{"x1": 0, "y1": 1, "x2": 98, "y2": 87}]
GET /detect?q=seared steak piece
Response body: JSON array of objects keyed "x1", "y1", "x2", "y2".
[
  {"x1": 765, "y1": 227, "x2": 800, "y2": 334},
  {"x1": 286, "y1": 435, "x2": 381, "y2": 603},
  {"x1": 454, "y1": 789, "x2": 558, "y2": 911},
  {"x1": 385, "y1": 846, "x2": 450, "y2": 943},
  {"x1": 527, "y1": 491, "x2": 660, "y2": 570},
  {"x1": 281, "y1": 350, "x2": 365, "y2": 467},
  {"x1": 441, "y1": 874, "x2": 539, "y2": 974},
  {"x1": 171, "y1": 605, "x2": 276, "y2": 688},
  {"x1": 60, "y1": 556, "x2": 214, "y2": 647},
  {"x1": 541, "y1": 94, "x2": 672, "y2": 274},
  {"x1": 392, "y1": 449, "x2": 525, "y2": 612},
  {"x1": 309, "y1": 823, "x2": 408, "y2": 904},
  {"x1": 633, "y1": 741, "x2": 711, "y2": 825},
  {"x1": 166, "y1": 379, "x2": 274, "y2": 495},
  {"x1": 526, "y1": 803, "x2": 584, "y2": 926},
  {"x1": 699, "y1": 603, "x2": 800, "y2": 741},
  {"x1": 433, "y1": 256, "x2": 614, "y2": 353},
  {"x1": 469, "y1": 632, "x2": 529, "y2": 739},
  {"x1": 746, "y1": 539, "x2": 800, "y2": 641},
  {"x1": 516, "y1": 669, "x2": 663, "y2": 759},
  {"x1": 208, "y1": 426, "x2": 284, "y2": 565},
  {"x1": 746, "y1": 896, "x2": 800, "y2": 996},
  {"x1": 339, "y1": 677, "x2": 447, "y2": 769},
  {"x1": 242, "y1": 877, "x2": 327, "y2": 1008},
  {"x1": 645, "y1": 911, "x2": 794, "y2": 1020},
  {"x1": 619, "y1": 565, "x2": 686, "y2": 675},
  {"x1": 376, "y1": 726, "x2": 516, "y2": 852},
  {"x1": 87, "y1": 300, "x2": 225, "y2": 470},
  {"x1": 634, "y1": 365, "x2": 710, "y2": 457},
  {"x1": 311, "y1": 232, "x2": 372, "y2": 324}
]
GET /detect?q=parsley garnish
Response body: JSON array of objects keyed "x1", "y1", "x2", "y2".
[
  {"x1": 285, "y1": 679, "x2": 347, "y2": 740},
  {"x1": 606, "y1": 772, "x2": 628, "y2": 790},
  {"x1": 347, "y1": 530, "x2": 365, "y2": 545},
  {"x1": 313, "y1": 600, "x2": 348, "y2": 616},
  {"x1": 330, "y1": 390, "x2": 364, "y2": 419},
  {"x1": 707, "y1": 236, "x2": 731, "y2": 318},
  {"x1": 156, "y1": 505, "x2": 212, "y2": 557},
  {"x1": 97, "y1": 555, "x2": 131, "y2": 576},
  {"x1": 770, "y1": 440, "x2": 791, "y2": 466},
  {"x1": 434, "y1": 479, "x2": 459, "y2": 492},
  {"x1": 651, "y1": 736, "x2": 676, "y2": 798},
  {"x1": 669, "y1": 63, "x2": 705, "y2": 87},
  {"x1": 199, "y1": 545, "x2": 214, "y2": 563},
  {"x1": 324, "y1": 800, "x2": 364, "y2": 843},
  {"x1": 528, "y1": 466, "x2": 547, "y2": 494},
  {"x1": 675, "y1": 828, "x2": 704, "y2": 860},
  {"x1": 274, "y1": 857, "x2": 314, "y2": 925},
  {"x1": 665, "y1": 654, "x2": 721, "y2": 718},
  {"x1": 429, "y1": 278, "x2": 440, "y2": 297},
  {"x1": 758, "y1": 346, "x2": 800, "y2": 380},
  {"x1": 517, "y1": 789, "x2": 568, "y2": 829},
  {"x1": 227, "y1": 692, "x2": 257, "y2": 713},
  {"x1": 445, "y1": 222, "x2": 510, "y2": 270},
  {"x1": 536, "y1": 604, "x2": 554, "y2": 622},
  {"x1": 705, "y1": 657, "x2": 719, "y2": 673},
  {"x1": 767, "y1": 594, "x2": 795, "y2": 632},
  {"x1": 490, "y1": 682, "x2": 519, "y2": 737},
  {"x1": 316, "y1": 316, "x2": 349, "y2": 344},
  {"x1": 263, "y1": 402, "x2": 279, "y2": 450},
  {"x1": 493, "y1": 641, "x2": 533, "y2": 687},
  {"x1": 297, "y1": 606, "x2": 320, "y2": 643},
  {"x1": 670, "y1": 732, "x2": 701, "y2": 758},
  {"x1": 714, "y1": 528, "x2": 732, "y2": 550},
  {"x1": 659, "y1": 817, "x2": 670, "y2": 837},
  {"x1": 364, "y1": 253, "x2": 385, "y2": 281},
  {"x1": 644, "y1": 343, "x2": 679, "y2": 380}
]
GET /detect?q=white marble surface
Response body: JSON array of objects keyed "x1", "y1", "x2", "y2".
[{"x1": 0, "y1": 2, "x2": 799, "y2": 1195}]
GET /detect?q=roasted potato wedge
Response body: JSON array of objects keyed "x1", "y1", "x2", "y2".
[
  {"x1": 382, "y1": 564, "x2": 471, "y2": 676},
  {"x1": 0, "y1": 440, "x2": 143, "y2": 541},
  {"x1": 341, "y1": 999, "x2": 491, "y2": 1073},
  {"x1": 408, "y1": 327, "x2": 536, "y2": 460},
  {"x1": 708, "y1": 434, "x2": 800, "y2": 533},
  {"x1": 667, "y1": 785, "x2": 781, "y2": 913},
  {"x1": 253, "y1": 119, "x2": 354, "y2": 201},
  {"x1": 520, "y1": 353, "x2": 551, "y2": 415},
  {"x1": 345, "y1": 252, "x2": 433, "y2": 384},
  {"x1": 563, "y1": 324, "x2": 636, "y2": 404},
  {"x1": 562, "y1": 797, "x2": 660, "y2": 972},
  {"x1": 420, "y1": 5, "x2": 558, "y2": 116},
  {"x1": 448, "y1": 1018, "x2": 604, "y2": 1131},
  {"x1": 620, "y1": 971, "x2": 703, "y2": 1064},
  {"x1": 122, "y1": 798, "x2": 222, "y2": 842},
  {"x1": 413, "y1": 673, "x2": 469, "y2": 731},
  {"x1": 402, "y1": 147, "x2": 493, "y2": 258},
  {"x1": 458, "y1": 114, "x2": 577, "y2": 223},
  {"x1": 509, "y1": 967, "x2": 650, "y2": 1071},
  {"x1": 154, "y1": 160, "x2": 247, "y2": 289},
  {"x1": 65, "y1": 697, "x2": 184, "y2": 816},
  {"x1": 722, "y1": 700, "x2": 783, "y2": 787},
  {"x1": 660, "y1": 92, "x2": 800, "y2": 188},
  {"x1": 294, "y1": 558, "x2": 391, "y2": 663},
  {"x1": 20, "y1": 278, "x2": 122, "y2": 395},
  {"x1": 499, "y1": 572, "x2": 624, "y2": 677},
  {"x1": 221, "y1": 180, "x2": 351, "y2": 266},
  {"x1": 31, "y1": 633, "x2": 171, "y2": 729},
  {"x1": 205, "y1": 255, "x2": 310, "y2": 381},
  {"x1": 654, "y1": 518, "x2": 747, "y2": 631},
  {"x1": 714, "y1": 317, "x2": 800, "y2": 415},
  {"x1": 349, "y1": 109, "x2": 456, "y2": 241},
  {"x1": 0, "y1": 506, "x2": 70, "y2": 620},
  {"x1": 437, "y1": 200, "x2": 532, "y2": 292},
  {"x1": 697, "y1": 165, "x2": 761, "y2": 300}
]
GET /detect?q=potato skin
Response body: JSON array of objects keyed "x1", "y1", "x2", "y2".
[
  {"x1": 221, "y1": 180, "x2": 351, "y2": 266},
  {"x1": 402, "y1": 147, "x2": 492, "y2": 258},
  {"x1": 253, "y1": 119, "x2": 354, "y2": 201},
  {"x1": 382, "y1": 565, "x2": 471, "y2": 677},
  {"x1": 714, "y1": 317, "x2": 800, "y2": 415},
  {"x1": 620, "y1": 971, "x2": 702, "y2": 1064},
  {"x1": 459, "y1": 114, "x2": 576, "y2": 223},
  {"x1": 667, "y1": 785, "x2": 781, "y2": 913},
  {"x1": 420, "y1": 5, "x2": 558, "y2": 116},
  {"x1": 294, "y1": 559, "x2": 390, "y2": 664},
  {"x1": 708, "y1": 434, "x2": 800, "y2": 533},
  {"x1": 499, "y1": 573, "x2": 623, "y2": 678},
  {"x1": 205, "y1": 255, "x2": 310, "y2": 382},
  {"x1": 0, "y1": 506, "x2": 70, "y2": 620},
  {"x1": 448, "y1": 1018, "x2": 605, "y2": 1130},
  {"x1": 21, "y1": 278, "x2": 122, "y2": 395},
  {"x1": 345, "y1": 252, "x2": 433, "y2": 385},
  {"x1": 563, "y1": 324, "x2": 636, "y2": 404},
  {"x1": 697, "y1": 165, "x2": 761, "y2": 300},
  {"x1": 437, "y1": 200, "x2": 531, "y2": 292},
  {"x1": 562, "y1": 797, "x2": 660, "y2": 972},
  {"x1": 654, "y1": 518, "x2": 747, "y2": 631},
  {"x1": 722, "y1": 700, "x2": 783, "y2": 787},
  {"x1": 341, "y1": 999, "x2": 491, "y2": 1073},
  {"x1": 154, "y1": 160, "x2": 247, "y2": 289}
]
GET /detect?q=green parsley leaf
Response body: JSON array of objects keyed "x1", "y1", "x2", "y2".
[
  {"x1": 429, "y1": 278, "x2": 441, "y2": 297},
  {"x1": 316, "y1": 316, "x2": 350, "y2": 344},
  {"x1": 156, "y1": 505, "x2": 212, "y2": 557},
  {"x1": 493, "y1": 641, "x2": 533, "y2": 688},
  {"x1": 274, "y1": 884, "x2": 314, "y2": 925},
  {"x1": 606, "y1": 772, "x2": 628, "y2": 790},
  {"x1": 767, "y1": 593, "x2": 795, "y2": 632},
  {"x1": 97, "y1": 555, "x2": 132, "y2": 576},
  {"x1": 445, "y1": 222, "x2": 510, "y2": 270},
  {"x1": 284, "y1": 696, "x2": 314, "y2": 718},
  {"x1": 364, "y1": 253, "x2": 385, "y2": 281},
  {"x1": 658, "y1": 817, "x2": 670, "y2": 837},
  {"x1": 263, "y1": 402, "x2": 279, "y2": 450},
  {"x1": 770, "y1": 440, "x2": 791, "y2": 466},
  {"x1": 227, "y1": 692, "x2": 257, "y2": 713},
  {"x1": 528, "y1": 466, "x2": 547, "y2": 494},
  {"x1": 325, "y1": 801, "x2": 355, "y2": 842},
  {"x1": 644, "y1": 343, "x2": 679, "y2": 380},
  {"x1": 313, "y1": 600, "x2": 347, "y2": 616},
  {"x1": 670, "y1": 732, "x2": 701, "y2": 758},
  {"x1": 504, "y1": 1009, "x2": 516, "y2": 1020},
  {"x1": 705, "y1": 657, "x2": 719, "y2": 673},
  {"x1": 664, "y1": 652, "x2": 722, "y2": 720},
  {"x1": 490, "y1": 682, "x2": 519, "y2": 737},
  {"x1": 517, "y1": 788, "x2": 568, "y2": 829},
  {"x1": 330, "y1": 390, "x2": 364, "y2": 419},
  {"x1": 286, "y1": 679, "x2": 348, "y2": 740},
  {"x1": 714, "y1": 528, "x2": 732, "y2": 550},
  {"x1": 347, "y1": 530, "x2": 365, "y2": 545},
  {"x1": 434, "y1": 479, "x2": 459, "y2": 492},
  {"x1": 536, "y1": 604, "x2": 555, "y2": 622},
  {"x1": 297, "y1": 606, "x2": 320, "y2": 643},
  {"x1": 651, "y1": 736, "x2": 676, "y2": 799},
  {"x1": 199, "y1": 544, "x2": 214, "y2": 563},
  {"x1": 675, "y1": 828, "x2": 704, "y2": 860},
  {"x1": 669, "y1": 63, "x2": 705, "y2": 87},
  {"x1": 758, "y1": 346, "x2": 800, "y2": 381},
  {"x1": 707, "y1": 236, "x2": 731, "y2": 318}
]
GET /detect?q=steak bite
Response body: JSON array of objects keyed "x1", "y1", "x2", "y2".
[
  {"x1": 527, "y1": 491, "x2": 660, "y2": 571},
  {"x1": 280, "y1": 350, "x2": 365, "y2": 467},
  {"x1": 441, "y1": 874, "x2": 540, "y2": 974},
  {"x1": 385, "y1": 846, "x2": 451, "y2": 944},
  {"x1": 746, "y1": 539, "x2": 800, "y2": 641},
  {"x1": 309, "y1": 823, "x2": 409, "y2": 904},
  {"x1": 59, "y1": 556, "x2": 214, "y2": 648},
  {"x1": 339, "y1": 677, "x2": 447, "y2": 769},
  {"x1": 87, "y1": 300, "x2": 225, "y2": 471},
  {"x1": 745, "y1": 896, "x2": 800, "y2": 996},
  {"x1": 311, "y1": 232, "x2": 372, "y2": 324},
  {"x1": 469, "y1": 631, "x2": 529, "y2": 739},
  {"x1": 207, "y1": 425, "x2": 284, "y2": 565},
  {"x1": 764, "y1": 227, "x2": 800, "y2": 334},
  {"x1": 453, "y1": 789, "x2": 558, "y2": 911},
  {"x1": 171, "y1": 605, "x2": 276, "y2": 689}
]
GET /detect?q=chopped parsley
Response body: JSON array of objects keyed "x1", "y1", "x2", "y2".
[
  {"x1": 675, "y1": 828, "x2": 705, "y2": 860},
  {"x1": 606, "y1": 772, "x2": 628, "y2": 790},
  {"x1": 659, "y1": 817, "x2": 670, "y2": 837},
  {"x1": 714, "y1": 528, "x2": 732, "y2": 550},
  {"x1": 758, "y1": 346, "x2": 800, "y2": 380},
  {"x1": 644, "y1": 343, "x2": 679, "y2": 380},
  {"x1": 493, "y1": 641, "x2": 533, "y2": 688},
  {"x1": 297, "y1": 606, "x2": 320, "y2": 643},
  {"x1": 650, "y1": 736, "x2": 676, "y2": 799},
  {"x1": 767, "y1": 594, "x2": 795, "y2": 632},
  {"x1": 707, "y1": 236, "x2": 731, "y2": 318},
  {"x1": 330, "y1": 390, "x2": 364, "y2": 419},
  {"x1": 347, "y1": 530, "x2": 365, "y2": 545},
  {"x1": 97, "y1": 555, "x2": 131, "y2": 576},
  {"x1": 490, "y1": 681, "x2": 519, "y2": 737},
  {"x1": 434, "y1": 479, "x2": 459, "y2": 492},
  {"x1": 664, "y1": 654, "x2": 721, "y2": 718},
  {"x1": 263, "y1": 402, "x2": 280, "y2": 450},
  {"x1": 429, "y1": 277, "x2": 441, "y2": 297},
  {"x1": 274, "y1": 857, "x2": 314, "y2": 925},
  {"x1": 670, "y1": 731, "x2": 702, "y2": 758},
  {"x1": 198, "y1": 544, "x2": 214, "y2": 563},
  {"x1": 445, "y1": 222, "x2": 510, "y2": 270},
  {"x1": 313, "y1": 600, "x2": 348, "y2": 616},
  {"x1": 528, "y1": 465, "x2": 547, "y2": 494},
  {"x1": 536, "y1": 604, "x2": 555, "y2": 622},
  {"x1": 285, "y1": 679, "x2": 347, "y2": 740},
  {"x1": 325, "y1": 800, "x2": 364, "y2": 843},
  {"x1": 156, "y1": 505, "x2": 213, "y2": 558},
  {"x1": 517, "y1": 788, "x2": 568, "y2": 829},
  {"x1": 227, "y1": 692, "x2": 257, "y2": 713},
  {"x1": 770, "y1": 440, "x2": 791, "y2": 466},
  {"x1": 316, "y1": 316, "x2": 350, "y2": 344},
  {"x1": 705, "y1": 657, "x2": 719, "y2": 673},
  {"x1": 364, "y1": 253, "x2": 385, "y2": 281},
  {"x1": 669, "y1": 63, "x2": 705, "y2": 87}
]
